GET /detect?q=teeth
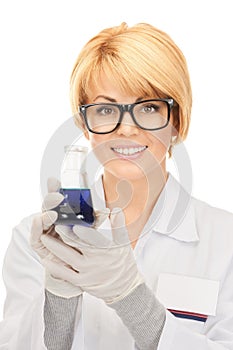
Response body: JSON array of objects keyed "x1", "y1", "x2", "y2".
[{"x1": 112, "y1": 146, "x2": 147, "y2": 155}]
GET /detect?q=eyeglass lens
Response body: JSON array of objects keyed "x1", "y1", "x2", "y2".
[{"x1": 85, "y1": 100, "x2": 169, "y2": 133}]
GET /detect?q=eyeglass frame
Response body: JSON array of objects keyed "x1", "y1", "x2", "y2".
[{"x1": 79, "y1": 98, "x2": 174, "y2": 134}]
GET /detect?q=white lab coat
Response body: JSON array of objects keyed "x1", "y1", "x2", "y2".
[{"x1": 1, "y1": 173, "x2": 233, "y2": 349}]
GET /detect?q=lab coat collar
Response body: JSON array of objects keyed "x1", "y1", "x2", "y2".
[
  {"x1": 145, "y1": 173, "x2": 199, "y2": 243},
  {"x1": 91, "y1": 172, "x2": 199, "y2": 243}
]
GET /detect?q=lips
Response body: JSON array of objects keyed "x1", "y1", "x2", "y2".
[{"x1": 111, "y1": 145, "x2": 148, "y2": 159}]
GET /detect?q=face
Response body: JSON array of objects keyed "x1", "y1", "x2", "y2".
[{"x1": 83, "y1": 75, "x2": 175, "y2": 181}]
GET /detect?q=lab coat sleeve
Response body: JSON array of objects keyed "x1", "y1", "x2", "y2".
[
  {"x1": 0, "y1": 215, "x2": 47, "y2": 350},
  {"x1": 158, "y1": 255, "x2": 233, "y2": 349}
]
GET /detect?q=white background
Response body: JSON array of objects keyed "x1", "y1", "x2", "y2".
[{"x1": 0, "y1": 0, "x2": 233, "y2": 317}]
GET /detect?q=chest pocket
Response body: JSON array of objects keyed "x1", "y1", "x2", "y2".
[{"x1": 156, "y1": 273, "x2": 219, "y2": 332}]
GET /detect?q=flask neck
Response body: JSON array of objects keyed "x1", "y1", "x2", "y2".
[
  {"x1": 61, "y1": 146, "x2": 88, "y2": 189},
  {"x1": 63, "y1": 151, "x2": 86, "y2": 172},
  {"x1": 61, "y1": 170, "x2": 88, "y2": 189}
]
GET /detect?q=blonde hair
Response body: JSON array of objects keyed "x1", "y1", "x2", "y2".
[{"x1": 70, "y1": 22, "x2": 192, "y2": 153}]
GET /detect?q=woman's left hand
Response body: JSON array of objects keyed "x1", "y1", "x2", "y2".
[{"x1": 41, "y1": 208, "x2": 144, "y2": 304}]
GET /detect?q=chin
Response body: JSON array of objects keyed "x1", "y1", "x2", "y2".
[{"x1": 104, "y1": 159, "x2": 150, "y2": 180}]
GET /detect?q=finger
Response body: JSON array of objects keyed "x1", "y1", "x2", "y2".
[
  {"x1": 47, "y1": 177, "x2": 61, "y2": 193},
  {"x1": 30, "y1": 215, "x2": 52, "y2": 258},
  {"x1": 42, "y1": 192, "x2": 64, "y2": 211},
  {"x1": 58, "y1": 231, "x2": 83, "y2": 253},
  {"x1": 43, "y1": 252, "x2": 91, "y2": 288},
  {"x1": 42, "y1": 211, "x2": 58, "y2": 230},
  {"x1": 55, "y1": 225, "x2": 83, "y2": 252},
  {"x1": 55, "y1": 224, "x2": 74, "y2": 237},
  {"x1": 45, "y1": 271, "x2": 82, "y2": 298},
  {"x1": 73, "y1": 225, "x2": 112, "y2": 248},
  {"x1": 30, "y1": 214, "x2": 43, "y2": 246},
  {"x1": 43, "y1": 257, "x2": 81, "y2": 286},
  {"x1": 94, "y1": 208, "x2": 110, "y2": 228},
  {"x1": 41, "y1": 234, "x2": 83, "y2": 270},
  {"x1": 110, "y1": 208, "x2": 130, "y2": 246}
]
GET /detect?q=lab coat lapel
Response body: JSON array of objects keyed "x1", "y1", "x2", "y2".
[{"x1": 149, "y1": 173, "x2": 199, "y2": 243}]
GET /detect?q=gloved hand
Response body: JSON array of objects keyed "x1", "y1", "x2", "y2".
[
  {"x1": 30, "y1": 177, "x2": 83, "y2": 298},
  {"x1": 40, "y1": 208, "x2": 144, "y2": 304}
]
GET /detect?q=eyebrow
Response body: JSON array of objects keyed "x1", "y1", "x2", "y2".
[
  {"x1": 93, "y1": 95, "x2": 145, "y2": 103},
  {"x1": 93, "y1": 95, "x2": 116, "y2": 102}
]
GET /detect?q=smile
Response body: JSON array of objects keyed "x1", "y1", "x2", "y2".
[{"x1": 111, "y1": 145, "x2": 148, "y2": 158}]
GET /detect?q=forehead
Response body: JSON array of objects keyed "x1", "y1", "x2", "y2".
[
  {"x1": 85, "y1": 71, "x2": 166, "y2": 104},
  {"x1": 86, "y1": 73, "x2": 139, "y2": 103}
]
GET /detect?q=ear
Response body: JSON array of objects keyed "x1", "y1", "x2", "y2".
[
  {"x1": 73, "y1": 113, "x2": 90, "y2": 140},
  {"x1": 170, "y1": 106, "x2": 179, "y2": 137},
  {"x1": 172, "y1": 125, "x2": 178, "y2": 137},
  {"x1": 84, "y1": 129, "x2": 90, "y2": 140}
]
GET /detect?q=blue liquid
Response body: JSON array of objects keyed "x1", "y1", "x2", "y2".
[{"x1": 54, "y1": 188, "x2": 95, "y2": 226}]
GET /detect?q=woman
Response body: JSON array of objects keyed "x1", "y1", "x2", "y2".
[{"x1": 1, "y1": 22, "x2": 233, "y2": 350}]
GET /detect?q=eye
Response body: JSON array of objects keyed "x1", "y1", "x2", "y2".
[
  {"x1": 140, "y1": 103, "x2": 160, "y2": 114},
  {"x1": 95, "y1": 105, "x2": 117, "y2": 116}
]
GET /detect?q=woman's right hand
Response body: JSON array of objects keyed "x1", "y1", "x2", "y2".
[{"x1": 30, "y1": 177, "x2": 83, "y2": 299}]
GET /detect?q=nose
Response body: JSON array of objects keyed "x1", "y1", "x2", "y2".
[{"x1": 116, "y1": 112, "x2": 140, "y2": 137}]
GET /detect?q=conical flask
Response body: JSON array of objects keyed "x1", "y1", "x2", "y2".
[{"x1": 55, "y1": 145, "x2": 95, "y2": 226}]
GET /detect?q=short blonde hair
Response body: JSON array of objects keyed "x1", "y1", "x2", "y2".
[{"x1": 70, "y1": 22, "x2": 192, "y2": 150}]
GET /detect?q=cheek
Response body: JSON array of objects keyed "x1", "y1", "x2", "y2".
[
  {"x1": 88, "y1": 133, "x2": 101, "y2": 147},
  {"x1": 89, "y1": 134, "x2": 103, "y2": 155},
  {"x1": 148, "y1": 125, "x2": 172, "y2": 155},
  {"x1": 88, "y1": 134, "x2": 112, "y2": 164}
]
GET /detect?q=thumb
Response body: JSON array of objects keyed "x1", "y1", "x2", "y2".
[
  {"x1": 94, "y1": 208, "x2": 110, "y2": 228},
  {"x1": 110, "y1": 208, "x2": 130, "y2": 246},
  {"x1": 47, "y1": 177, "x2": 61, "y2": 193}
]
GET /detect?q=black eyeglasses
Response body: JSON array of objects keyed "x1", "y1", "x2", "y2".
[{"x1": 79, "y1": 98, "x2": 174, "y2": 134}]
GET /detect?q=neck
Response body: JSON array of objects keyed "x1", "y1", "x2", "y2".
[{"x1": 102, "y1": 167, "x2": 168, "y2": 225}]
